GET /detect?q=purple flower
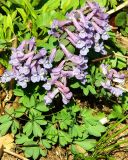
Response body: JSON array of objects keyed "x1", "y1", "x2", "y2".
[
  {"x1": 65, "y1": 28, "x2": 79, "y2": 42},
  {"x1": 80, "y1": 47, "x2": 89, "y2": 55},
  {"x1": 92, "y1": 17, "x2": 107, "y2": 27},
  {"x1": 31, "y1": 74, "x2": 40, "y2": 83},
  {"x1": 94, "y1": 33, "x2": 100, "y2": 42},
  {"x1": 69, "y1": 55, "x2": 84, "y2": 65},
  {"x1": 19, "y1": 66, "x2": 30, "y2": 75},
  {"x1": 101, "y1": 80, "x2": 111, "y2": 89},
  {"x1": 43, "y1": 82, "x2": 52, "y2": 91},
  {"x1": 110, "y1": 87, "x2": 123, "y2": 97},
  {"x1": 44, "y1": 88, "x2": 59, "y2": 105},
  {"x1": 9, "y1": 58, "x2": 20, "y2": 66},
  {"x1": 28, "y1": 37, "x2": 36, "y2": 51},
  {"x1": 49, "y1": 48, "x2": 56, "y2": 63},
  {"x1": 85, "y1": 9, "x2": 97, "y2": 20},
  {"x1": 21, "y1": 51, "x2": 34, "y2": 61},
  {"x1": 101, "y1": 64, "x2": 125, "y2": 97},
  {"x1": 37, "y1": 65, "x2": 47, "y2": 81},
  {"x1": 25, "y1": 55, "x2": 33, "y2": 66},
  {"x1": 17, "y1": 77, "x2": 29, "y2": 88},
  {"x1": 101, "y1": 64, "x2": 108, "y2": 75},
  {"x1": 67, "y1": 37, "x2": 76, "y2": 46},
  {"x1": 0, "y1": 71, "x2": 13, "y2": 82},
  {"x1": 17, "y1": 51, "x2": 24, "y2": 58},
  {"x1": 76, "y1": 40, "x2": 86, "y2": 49},
  {"x1": 102, "y1": 32, "x2": 109, "y2": 40},
  {"x1": 60, "y1": 43, "x2": 73, "y2": 58},
  {"x1": 16, "y1": 40, "x2": 26, "y2": 51},
  {"x1": 71, "y1": 16, "x2": 83, "y2": 31},
  {"x1": 79, "y1": 29, "x2": 87, "y2": 39},
  {"x1": 77, "y1": 10, "x2": 86, "y2": 24},
  {"x1": 92, "y1": 22, "x2": 103, "y2": 34}
]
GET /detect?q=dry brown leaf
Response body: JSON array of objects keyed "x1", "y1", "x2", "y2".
[
  {"x1": 0, "y1": 134, "x2": 14, "y2": 150},
  {"x1": 75, "y1": 144, "x2": 88, "y2": 156},
  {"x1": 116, "y1": 33, "x2": 128, "y2": 50},
  {"x1": 0, "y1": 142, "x2": 3, "y2": 158}
]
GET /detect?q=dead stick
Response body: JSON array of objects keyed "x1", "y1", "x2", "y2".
[
  {"x1": 92, "y1": 53, "x2": 128, "y2": 63},
  {"x1": 107, "y1": 0, "x2": 128, "y2": 15},
  {"x1": 114, "y1": 53, "x2": 128, "y2": 59},
  {"x1": 92, "y1": 55, "x2": 112, "y2": 62},
  {"x1": 3, "y1": 149, "x2": 29, "y2": 160},
  {"x1": 116, "y1": 85, "x2": 128, "y2": 92}
]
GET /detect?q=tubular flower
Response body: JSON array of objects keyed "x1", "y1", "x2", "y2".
[{"x1": 101, "y1": 64, "x2": 125, "y2": 97}]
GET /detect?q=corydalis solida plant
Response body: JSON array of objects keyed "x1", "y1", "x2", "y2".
[
  {"x1": 1, "y1": 38, "x2": 55, "y2": 88},
  {"x1": 0, "y1": 2, "x2": 125, "y2": 105},
  {"x1": 49, "y1": 1, "x2": 110, "y2": 56}
]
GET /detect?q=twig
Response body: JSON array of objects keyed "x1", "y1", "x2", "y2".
[
  {"x1": 3, "y1": 149, "x2": 29, "y2": 160},
  {"x1": 116, "y1": 85, "x2": 128, "y2": 92},
  {"x1": 107, "y1": 0, "x2": 128, "y2": 15},
  {"x1": 92, "y1": 55, "x2": 112, "y2": 62},
  {"x1": 92, "y1": 52, "x2": 128, "y2": 63},
  {"x1": 114, "y1": 53, "x2": 128, "y2": 59}
]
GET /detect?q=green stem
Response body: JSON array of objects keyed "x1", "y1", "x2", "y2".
[
  {"x1": 107, "y1": 0, "x2": 128, "y2": 15},
  {"x1": 97, "y1": 115, "x2": 128, "y2": 145},
  {"x1": 97, "y1": 124, "x2": 128, "y2": 151}
]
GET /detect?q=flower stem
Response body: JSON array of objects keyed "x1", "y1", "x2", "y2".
[{"x1": 107, "y1": 0, "x2": 128, "y2": 15}]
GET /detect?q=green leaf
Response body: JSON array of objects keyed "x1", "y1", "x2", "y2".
[
  {"x1": 40, "y1": 148, "x2": 47, "y2": 157},
  {"x1": 72, "y1": 104, "x2": 80, "y2": 113},
  {"x1": 57, "y1": 109, "x2": 72, "y2": 130},
  {"x1": 35, "y1": 116, "x2": 47, "y2": 125},
  {"x1": 33, "y1": 122, "x2": 43, "y2": 137},
  {"x1": 70, "y1": 82, "x2": 80, "y2": 88},
  {"x1": 13, "y1": 88, "x2": 24, "y2": 96},
  {"x1": 75, "y1": 139, "x2": 96, "y2": 151},
  {"x1": 81, "y1": 109, "x2": 97, "y2": 125},
  {"x1": 22, "y1": 95, "x2": 35, "y2": 108},
  {"x1": 29, "y1": 95, "x2": 35, "y2": 107},
  {"x1": 108, "y1": 0, "x2": 117, "y2": 8},
  {"x1": 71, "y1": 125, "x2": 84, "y2": 138},
  {"x1": 23, "y1": 122, "x2": 33, "y2": 136},
  {"x1": 0, "y1": 121, "x2": 12, "y2": 136},
  {"x1": 109, "y1": 104, "x2": 123, "y2": 119},
  {"x1": 125, "y1": 27, "x2": 128, "y2": 33},
  {"x1": 4, "y1": 14, "x2": 14, "y2": 33},
  {"x1": 95, "y1": 0, "x2": 107, "y2": 6},
  {"x1": 17, "y1": 8, "x2": 27, "y2": 22},
  {"x1": 15, "y1": 106, "x2": 26, "y2": 118},
  {"x1": 24, "y1": 146, "x2": 34, "y2": 158},
  {"x1": 91, "y1": 66, "x2": 96, "y2": 74},
  {"x1": 16, "y1": 134, "x2": 30, "y2": 144},
  {"x1": 41, "y1": 139, "x2": 51, "y2": 149},
  {"x1": 87, "y1": 124, "x2": 106, "y2": 137},
  {"x1": 117, "y1": 58, "x2": 126, "y2": 69},
  {"x1": 115, "y1": 12, "x2": 127, "y2": 27},
  {"x1": 33, "y1": 147, "x2": 40, "y2": 159},
  {"x1": 87, "y1": 85, "x2": 96, "y2": 94},
  {"x1": 54, "y1": 49, "x2": 64, "y2": 62},
  {"x1": 0, "y1": 115, "x2": 11, "y2": 123},
  {"x1": 61, "y1": 0, "x2": 79, "y2": 14},
  {"x1": 42, "y1": 0, "x2": 60, "y2": 12},
  {"x1": 67, "y1": 44, "x2": 75, "y2": 53},
  {"x1": 83, "y1": 87, "x2": 89, "y2": 96},
  {"x1": 36, "y1": 102, "x2": 49, "y2": 112},
  {"x1": 23, "y1": 0, "x2": 37, "y2": 19},
  {"x1": 58, "y1": 130, "x2": 72, "y2": 146},
  {"x1": 11, "y1": 120, "x2": 19, "y2": 134},
  {"x1": 44, "y1": 124, "x2": 58, "y2": 142},
  {"x1": 60, "y1": 39, "x2": 69, "y2": 46}
]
